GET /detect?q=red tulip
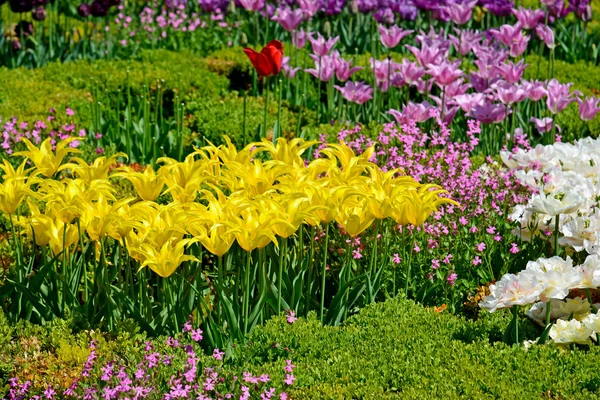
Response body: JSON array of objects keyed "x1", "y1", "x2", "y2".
[{"x1": 243, "y1": 40, "x2": 284, "y2": 77}]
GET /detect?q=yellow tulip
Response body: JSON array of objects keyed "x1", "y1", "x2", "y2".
[
  {"x1": 267, "y1": 194, "x2": 313, "y2": 238},
  {"x1": 252, "y1": 137, "x2": 318, "y2": 168},
  {"x1": 13, "y1": 137, "x2": 80, "y2": 177},
  {"x1": 336, "y1": 197, "x2": 376, "y2": 237},
  {"x1": 67, "y1": 153, "x2": 127, "y2": 184},
  {"x1": 391, "y1": 185, "x2": 459, "y2": 226},
  {"x1": 135, "y1": 236, "x2": 198, "y2": 278},
  {"x1": 0, "y1": 178, "x2": 33, "y2": 215},
  {"x1": 113, "y1": 165, "x2": 167, "y2": 201},
  {"x1": 80, "y1": 194, "x2": 136, "y2": 242},
  {"x1": 24, "y1": 200, "x2": 52, "y2": 247},
  {"x1": 158, "y1": 153, "x2": 209, "y2": 189},
  {"x1": 0, "y1": 159, "x2": 31, "y2": 180},
  {"x1": 223, "y1": 202, "x2": 280, "y2": 252}
]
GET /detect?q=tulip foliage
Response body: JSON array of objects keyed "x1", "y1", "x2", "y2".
[{"x1": 0, "y1": 136, "x2": 455, "y2": 345}]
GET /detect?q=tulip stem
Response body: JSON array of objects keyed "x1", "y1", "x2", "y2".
[
  {"x1": 585, "y1": 288, "x2": 598, "y2": 313},
  {"x1": 305, "y1": 225, "x2": 315, "y2": 314},
  {"x1": 263, "y1": 77, "x2": 269, "y2": 139},
  {"x1": 405, "y1": 243, "x2": 413, "y2": 298},
  {"x1": 242, "y1": 89, "x2": 247, "y2": 145},
  {"x1": 243, "y1": 250, "x2": 252, "y2": 336},
  {"x1": 277, "y1": 237, "x2": 287, "y2": 314},
  {"x1": 317, "y1": 57, "x2": 322, "y2": 125},
  {"x1": 545, "y1": 300, "x2": 551, "y2": 327},
  {"x1": 276, "y1": 78, "x2": 282, "y2": 143},
  {"x1": 554, "y1": 215, "x2": 560, "y2": 257},
  {"x1": 320, "y1": 224, "x2": 329, "y2": 323},
  {"x1": 368, "y1": 220, "x2": 381, "y2": 304}
]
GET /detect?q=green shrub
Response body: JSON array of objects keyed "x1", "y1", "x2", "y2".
[
  {"x1": 0, "y1": 50, "x2": 229, "y2": 123},
  {"x1": 3, "y1": 295, "x2": 600, "y2": 398},
  {"x1": 235, "y1": 297, "x2": 600, "y2": 399},
  {"x1": 186, "y1": 91, "x2": 315, "y2": 146}
]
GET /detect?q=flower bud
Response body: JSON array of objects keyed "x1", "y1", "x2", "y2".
[
  {"x1": 322, "y1": 21, "x2": 331, "y2": 38},
  {"x1": 78, "y1": 3, "x2": 92, "y2": 17},
  {"x1": 32, "y1": 6, "x2": 47, "y2": 21}
]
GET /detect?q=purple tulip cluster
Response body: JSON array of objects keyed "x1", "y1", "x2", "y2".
[{"x1": 77, "y1": 0, "x2": 121, "y2": 18}]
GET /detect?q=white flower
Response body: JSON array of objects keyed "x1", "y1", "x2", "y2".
[
  {"x1": 523, "y1": 256, "x2": 582, "y2": 302},
  {"x1": 574, "y1": 255, "x2": 600, "y2": 289},
  {"x1": 527, "y1": 189, "x2": 583, "y2": 217},
  {"x1": 549, "y1": 319, "x2": 593, "y2": 345},
  {"x1": 560, "y1": 210, "x2": 600, "y2": 255},
  {"x1": 479, "y1": 273, "x2": 543, "y2": 313},
  {"x1": 583, "y1": 313, "x2": 600, "y2": 334},
  {"x1": 526, "y1": 298, "x2": 591, "y2": 326}
]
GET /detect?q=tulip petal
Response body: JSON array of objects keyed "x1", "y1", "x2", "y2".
[{"x1": 243, "y1": 48, "x2": 272, "y2": 77}]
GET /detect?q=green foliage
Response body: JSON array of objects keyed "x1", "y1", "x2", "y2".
[
  {"x1": 186, "y1": 91, "x2": 314, "y2": 147},
  {"x1": 0, "y1": 49, "x2": 229, "y2": 123},
  {"x1": 236, "y1": 297, "x2": 600, "y2": 399}
]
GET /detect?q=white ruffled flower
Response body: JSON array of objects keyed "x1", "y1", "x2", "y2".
[
  {"x1": 526, "y1": 298, "x2": 591, "y2": 326},
  {"x1": 523, "y1": 256, "x2": 582, "y2": 302},
  {"x1": 549, "y1": 319, "x2": 593, "y2": 345},
  {"x1": 479, "y1": 273, "x2": 543, "y2": 313},
  {"x1": 560, "y1": 213, "x2": 600, "y2": 254},
  {"x1": 574, "y1": 255, "x2": 600, "y2": 289},
  {"x1": 583, "y1": 313, "x2": 600, "y2": 341},
  {"x1": 527, "y1": 189, "x2": 583, "y2": 217}
]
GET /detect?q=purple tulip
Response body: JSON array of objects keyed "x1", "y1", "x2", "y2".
[
  {"x1": 546, "y1": 79, "x2": 581, "y2": 114},
  {"x1": 522, "y1": 80, "x2": 547, "y2": 101},
  {"x1": 388, "y1": 101, "x2": 433, "y2": 124},
  {"x1": 512, "y1": 7, "x2": 545, "y2": 30},
  {"x1": 577, "y1": 97, "x2": 600, "y2": 121},
  {"x1": 239, "y1": 0, "x2": 264, "y2": 12},
  {"x1": 495, "y1": 83, "x2": 527, "y2": 105},
  {"x1": 540, "y1": 0, "x2": 560, "y2": 6},
  {"x1": 272, "y1": 7, "x2": 304, "y2": 31},
  {"x1": 332, "y1": 51, "x2": 363, "y2": 82},
  {"x1": 428, "y1": 60, "x2": 463, "y2": 87},
  {"x1": 490, "y1": 24, "x2": 522, "y2": 47},
  {"x1": 297, "y1": 0, "x2": 322, "y2": 18},
  {"x1": 449, "y1": 29, "x2": 482, "y2": 56},
  {"x1": 406, "y1": 43, "x2": 444, "y2": 67},
  {"x1": 396, "y1": 59, "x2": 425, "y2": 85},
  {"x1": 530, "y1": 117, "x2": 554, "y2": 133},
  {"x1": 445, "y1": 79, "x2": 470, "y2": 98},
  {"x1": 378, "y1": 25, "x2": 413, "y2": 49},
  {"x1": 480, "y1": 0, "x2": 513, "y2": 17},
  {"x1": 548, "y1": 0, "x2": 570, "y2": 20},
  {"x1": 469, "y1": 101, "x2": 507, "y2": 124},
  {"x1": 396, "y1": 1, "x2": 418, "y2": 20},
  {"x1": 32, "y1": 6, "x2": 47, "y2": 21},
  {"x1": 509, "y1": 32, "x2": 530, "y2": 58},
  {"x1": 78, "y1": 3, "x2": 92, "y2": 17},
  {"x1": 325, "y1": 0, "x2": 345, "y2": 15},
  {"x1": 535, "y1": 25, "x2": 556, "y2": 49},
  {"x1": 282, "y1": 57, "x2": 301, "y2": 79},
  {"x1": 445, "y1": 0, "x2": 478, "y2": 25},
  {"x1": 453, "y1": 93, "x2": 486, "y2": 112},
  {"x1": 374, "y1": 8, "x2": 395, "y2": 25},
  {"x1": 334, "y1": 81, "x2": 373, "y2": 105},
  {"x1": 497, "y1": 60, "x2": 528, "y2": 84},
  {"x1": 292, "y1": 29, "x2": 307, "y2": 49},
  {"x1": 305, "y1": 54, "x2": 336, "y2": 81},
  {"x1": 307, "y1": 32, "x2": 338, "y2": 57}
]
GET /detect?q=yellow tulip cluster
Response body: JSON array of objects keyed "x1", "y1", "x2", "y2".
[{"x1": 0, "y1": 137, "x2": 457, "y2": 278}]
